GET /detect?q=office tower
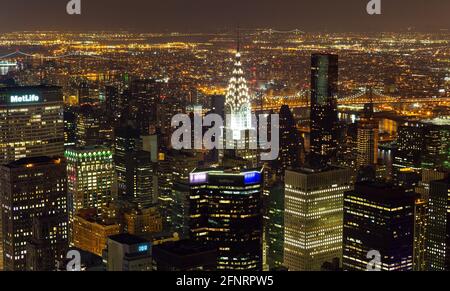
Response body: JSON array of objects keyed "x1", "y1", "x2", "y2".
[
  {"x1": 412, "y1": 169, "x2": 448, "y2": 271},
  {"x1": 152, "y1": 240, "x2": 217, "y2": 271},
  {"x1": 75, "y1": 105, "x2": 100, "y2": 147},
  {"x1": 343, "y1": 182, "x2": 416, "y2": 271},
  {"x1": 190, "y1": 168, "x2": 264, "y2": 270},
  {"x1": 0, "y1": 85, "x2": 64, "y2": 164},
  {"x1": 171, "y1": 181, "x2": 191, "y2": 239},
  {"x1": 157, "y1": 150, "x2": 202, "y2": 233},
  {"x1": 156, "y1": 92, "x2": 186, "y2": 148},
  {"x1": 416, "y1": 168, "x2": 448, "y2": 199},
  {"x1": 78, "y1": 82, "x2": 94, "y2": 105},
  {"x1": 105, "y1": 234, "x2": 152, "y2": 271},
  {"x1": 393, "y1": 122, "x2": 425, "y2": 174},
  {"x1": 65, "y1": 146, "x2": 114, "y2": 224},
  {"x1": 104, "y1": 85, "x2": 121, "y2": 122},
  {"x1": 421, "y1": 119, "x2": 450, "y2": 170},
  {"x1": 75, "y1": 105, "x2": 113, "y2": 147},
  {"x1": 223, "y1": 47, "x2": 258, "y2": 167},
  {"x1": 356, "y1": 103, "x2": 379, "y2": 168},
  {"x1": 426, "y1": 177, "x2": 450, "y2": 270},
  {"x1": 206, "y1": 94, "x2": 226, "y2": 164},
  {"x1": 309, "y1": 54, "x2": 339, "y2": 167},
  {"x1": 274, "y1": 105, "x2": 302, "y2": 179},
  {"x1": 396, "y1": 168, "x2": 421, "y2": 191},
  {"x1": 114, "y1": 125, "x2": 155, "y2": 208},
  {"x1": 72, "y1": 209, "x2": 121, "y2": 257},
  {"x1": 64, "y1": 110, "x2": 77, "y2": 147},
  {"x1": 210, "y1": 94, "x2": 225, "y2": 119},
  {"x1": 413, "y1": 198, "x2": 427, "y2": 271},
  {"x1": 142, "y1": 134, "x2": 160, "y2": 162},
  {"x1": 0, "y1": 157, "x2": 68, "y2": 271},
  {"x1": 266, "y1": 183, "x2": 284, "y2": 270},
  {"x1": 129, "y1": 79, "x2": 160, "y2": 134},
  {"x1": 283, "y1": 166, "x2": 351, "y2": 271},
  {"x1": 26, "y1": 215, "x2": 69, "y2": 271}
]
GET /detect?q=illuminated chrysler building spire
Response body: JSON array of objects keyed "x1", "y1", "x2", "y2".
[{"x1": 225, "y1": 41, "x2": 252, "y2": 139}]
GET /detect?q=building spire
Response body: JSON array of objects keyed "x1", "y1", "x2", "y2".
[
  {"x1": 237, "y1": 27, "x2": 240, "y2": 53},
  {"x1": 225, "y1": 28, "x2": 252, "y2": 136}
]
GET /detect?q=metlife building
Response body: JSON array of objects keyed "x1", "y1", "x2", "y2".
[{"x1": 0, "y1": 85, "x2": 64, "y2": 164}]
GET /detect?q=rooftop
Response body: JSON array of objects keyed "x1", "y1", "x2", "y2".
[
  {"x1": 153, "y1": 239, "x2": 216, "y2": 256},
  {"x1": 4, "y1": 156, "x2": 64, "y2": 169},
  {"x1": 191, "y1": 166, "x2": 263, "y2": 174},
  {"x1": 108, "y1": 233, "x2": 149, "y2": 245},
  {"x1": 348, "y1": 181, "x2": 418, "y2": 203}
]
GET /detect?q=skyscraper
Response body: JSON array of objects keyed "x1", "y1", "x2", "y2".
[
  {"x1": 266, "y1": 182, "x2": 284, "y2": 270},
  {"x1": 75, "y1": 105, "x2": 113, "y2": 147},
  {"x1": 210, "y1": 94, "x2": 225, "y2": 120},
  {"x1": 393, "y1": 122, "x2": 425, "y2": 174},
  {"x1": 225, "y1": 49, "x2": 252, "y2": 137},
  {"x1": 189, "y1": 168, "x2": 263, "y2": 270},
  {"x1": 343, "y1": 182, "x2": 416, "y2": 271},
  {"x1": 283, "y1": 166, "x2": 351, "y2": 271},
  {"x1": 274, "y1": 105, "x2": 303, "y2": 179},
  {"x1": 421, "y1": 119, "x2": 450, "y2": 170},
  {"x1": 426, "y1": 177, "x2": 450, "y2": 270},
  {"x1": 413, "y1": 198, "x2": 427, "y2": 271},
  {"x1": 356, "y1": 102, "x2": 379, "y2": 168},
  {"x1": 156, "y1": 150, "x2": 202, "y2": 234},
  {"x1": 114, "y1": 125, "x2": 155, "y2": 208},
  {"x1": 65, "y1": 146, "x2": 115, "y2": 233},
  {"x1": 0, "y1": 156, "x2": 68, "y2": 271},
  {"x1": 223, "y1": 47, "x2": 258, "y2": 167},
  {"x1": 0, "y1": 85, "x2": 64, "y2": 164},
  {"x1": 309, "y1": 54, "x2": 339, "y2": 168}
]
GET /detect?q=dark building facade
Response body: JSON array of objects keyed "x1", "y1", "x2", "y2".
[
  {"x1": 274, "y1": 105, "x2": 303, "y2": 179},
  {"x1": 343, "y1": 182, "x2": 416, "y2": 271},
  {"x1": 426, "y1": 177, "x2": 450, "y2": 270},
  {"x1": 1, "y1": 157, "x2": 68, "y2": 271},
  {"x1": 152, "y1": 240, "x2": 217, "y2": 271},
  {"x1": 309, "y1": 54, "x2": 339, "y2": 168},
  {"x1": 114, "y1": 125, "x2": 155, "y2": 208},
  {"x1": 393, "y1": 122, "x2": 425, "y2": 174},
  {"x1": 266, "y1": 182, "x2": 284, "y2": 270},
  {"x1": 189, "y1": 168, "x2": 263, "y2": 270}
]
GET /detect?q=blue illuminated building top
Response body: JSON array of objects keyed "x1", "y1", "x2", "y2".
[
  {"x1": 189, "y1": 168, "x2": 263, "y2": 186},
  {"x1": 244, "y1": 171, "x2": 262, "y2": 185},
  {"x1": 138, "y1": 244, "x2": 149, "y2": 252}
]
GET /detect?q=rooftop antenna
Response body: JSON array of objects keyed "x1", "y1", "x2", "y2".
[{"x1": 237, "y1": 26, "x2": 241, "y2": 53}]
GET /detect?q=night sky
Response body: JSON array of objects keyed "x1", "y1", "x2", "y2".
[{"x1": 0, "y1": 0, "x2": 449, "y2": 32}]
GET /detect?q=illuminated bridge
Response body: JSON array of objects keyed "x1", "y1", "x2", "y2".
[
  {"x1": 256, "y1": 88, "x2": 450, "y2": 111},
  {"x1": 0, "y1": 50, "x2": 111, "y2": 61}
]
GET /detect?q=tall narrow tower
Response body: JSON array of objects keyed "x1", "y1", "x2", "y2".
[
  {"x1": 225, "y1": 43, "x2": 252, "y2": 139},
  {"x1": 309, "y1": 54, "x2": 339, "y2": 168},
  {"x1": 222, "y1": 35, "x2": 258, "y2": 168},
  {"x1": 356, "y1": 90, "x2": 379, "y2": 168}
]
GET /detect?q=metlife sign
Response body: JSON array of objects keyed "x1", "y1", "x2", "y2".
[{"x1": 10, "y1": 94, "x2": 40, "y2": 104}]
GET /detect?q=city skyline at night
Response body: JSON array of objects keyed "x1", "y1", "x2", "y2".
[{"x1": 0, "y1": 1, "x2": 449, "y2": 285}]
